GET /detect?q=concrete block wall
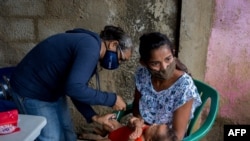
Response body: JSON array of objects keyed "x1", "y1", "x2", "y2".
[
  {"x1": 2, "y1": 1, "x2": 247, "y2": 141},
  {"x1": 0, "y1": 0, "x2": 44, "y2": 64},
  {"x1": 0, "y1": 0, "x2": 178, "y2": 134}
]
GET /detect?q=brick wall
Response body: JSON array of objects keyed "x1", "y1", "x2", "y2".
[{"x1": 0, "y1": 0, "x2": 177, "y2": 133}]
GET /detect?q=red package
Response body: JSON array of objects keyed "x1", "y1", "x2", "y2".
[{"x1": 0, "y1": 109, "x2": 20, "y2": 135}]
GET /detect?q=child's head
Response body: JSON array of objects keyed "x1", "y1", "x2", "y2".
[{"x1": 143, "y1": 124, "x2": 177, "y2": 141}]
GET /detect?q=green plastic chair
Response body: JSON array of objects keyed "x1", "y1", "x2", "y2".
[
  {"x1": 115, "y1": 79, "x2": 220, "y2": 141},
  {"x1": 183, "y1": 79, "x2": 220, "y2": 141}
]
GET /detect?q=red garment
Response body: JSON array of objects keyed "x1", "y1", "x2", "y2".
[{"x1": 108, "y1": 126, "x2": 148, "y2": 141}]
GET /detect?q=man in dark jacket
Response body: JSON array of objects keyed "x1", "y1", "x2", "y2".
[{"x1": 10, "y1": 25, "x2": 133, "y2": 141}]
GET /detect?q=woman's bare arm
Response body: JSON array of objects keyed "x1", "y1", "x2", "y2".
[
  {"x1": 172, "y1": 99, "x2": 194, "y2": 140},
  {"x1": 132, "y1": 88, "x2": 142, "y2": 117}
]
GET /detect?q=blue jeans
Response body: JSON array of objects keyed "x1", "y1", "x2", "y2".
[{"x1": 15, "y1": 92, "x2": 76, "y2": 141}]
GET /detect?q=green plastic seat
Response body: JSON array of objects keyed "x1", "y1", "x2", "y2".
[
  {"x1": 115, "y1": 79, "x2": 220, "y2": 141},
  {"x1": 183, "y1": 79, "x2": 220, "y2": 141}
]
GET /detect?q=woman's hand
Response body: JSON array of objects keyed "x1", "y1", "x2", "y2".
[
  {"x1": 129, "y1": 126, "x2": 143, "y2": 140},
  {"x1": 128, "y1": 117, "x2": 144, "y2": 128},
  {"x1": 128, "y1": 117, "x2": 144, "y2": 140}
]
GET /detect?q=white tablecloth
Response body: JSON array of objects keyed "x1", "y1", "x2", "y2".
[{"x1": 0, "y1": 114, "x2": 47, "y2": 141}]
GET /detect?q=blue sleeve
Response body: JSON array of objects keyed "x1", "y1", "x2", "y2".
[
  {"x1": 65, "y1": 36, "x2": 116, "y2": 107},
  {"x1": 71, "y1": 98, "x2": 97, "y2": 123}
]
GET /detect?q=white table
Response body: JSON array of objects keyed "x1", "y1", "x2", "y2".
[{"x1": 0, "y1": 114, "x2": 47, "y2": 141}]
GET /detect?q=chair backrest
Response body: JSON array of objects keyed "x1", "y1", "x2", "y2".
[
  {"x1": 183, "y1": 79, "x2": 220, "y2": 141},
  {"x1": 115, "y1": 79, "x2": 220, "y2": 141}
]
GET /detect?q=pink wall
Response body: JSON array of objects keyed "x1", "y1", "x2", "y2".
[{"x1": 205, "y1": 0, "x2": 250, "y2": 123}]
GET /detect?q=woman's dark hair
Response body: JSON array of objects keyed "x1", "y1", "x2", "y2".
[
  {"x1": 139, "y1": 32, "x2": 174, "y2": 62},
  {"x1": 175, "y1": 58, "x2": 192, "y2": 76},
  {"x1": 100, "y1": 25, "x2": 133, "y2": 51},
  {"x1": 139, "y1": 32, "x2": 191, "y2": 75}
]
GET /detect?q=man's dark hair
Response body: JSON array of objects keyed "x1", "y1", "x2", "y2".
[{"x1": 100, "y1": 25, "x2": 133, "y2": 51}]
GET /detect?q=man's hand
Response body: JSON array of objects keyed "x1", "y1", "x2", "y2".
[{"x1": 112, "y1": 95, "x2": 126, "y2": 111}]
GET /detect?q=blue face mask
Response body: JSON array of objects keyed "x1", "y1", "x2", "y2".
[{"x1": 100, "y1": 50, "x2": 119, "y2": 70}]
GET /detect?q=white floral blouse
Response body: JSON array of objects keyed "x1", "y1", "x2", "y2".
[{"x1": 135, "y1": 66, "x2": 202, "y2": 126}]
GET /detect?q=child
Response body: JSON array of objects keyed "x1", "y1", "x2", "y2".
[{"x1": 78, "y1": 114, "x2": 177, "y2": 141}]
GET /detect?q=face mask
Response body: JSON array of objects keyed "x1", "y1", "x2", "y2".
[
  {"x1": 100, "y1": 50, "x2": 119, "y2": 70},
  {"x1": 148, "y1": 60, "x2": 176, "y2": 80}
]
